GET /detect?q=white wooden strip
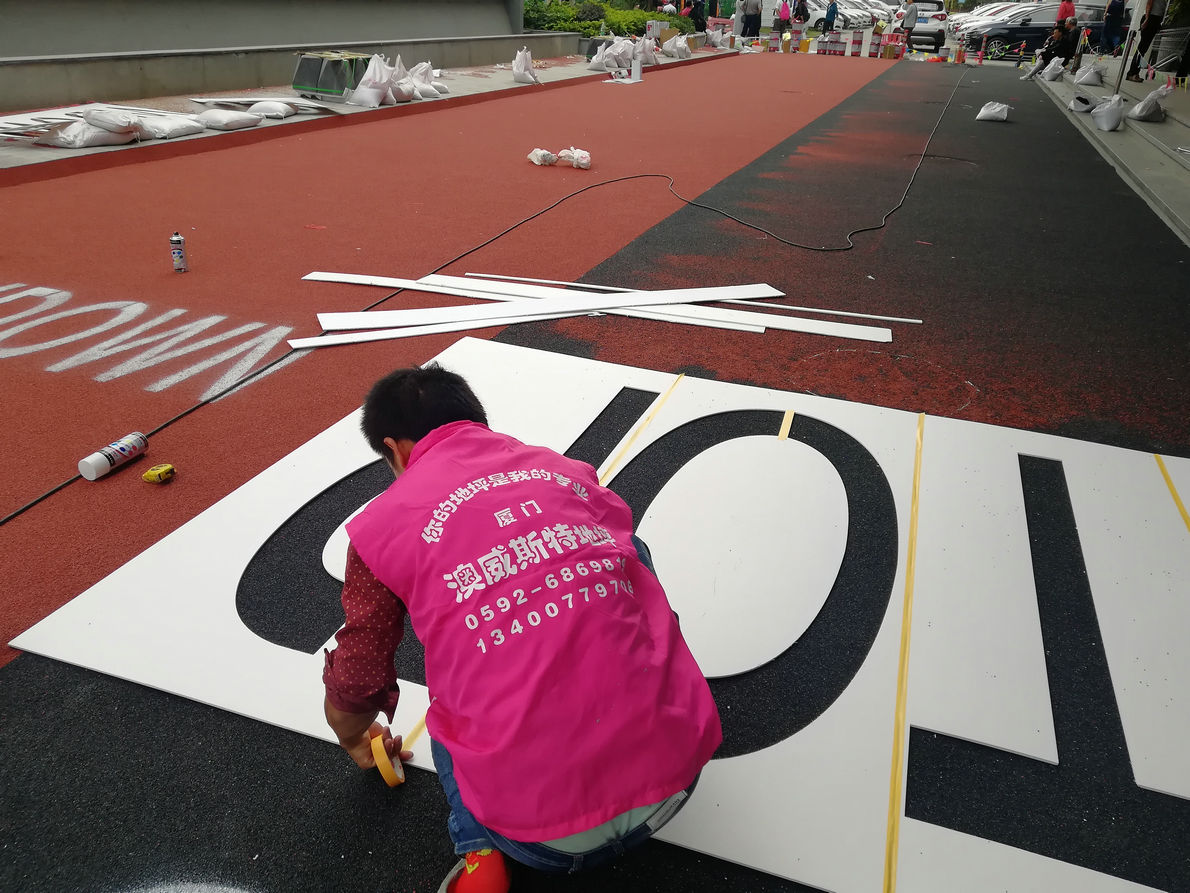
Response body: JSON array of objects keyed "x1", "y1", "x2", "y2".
[
  {"x1": 720, "y1": 298, "x2": 922, "y2": 325},
  {"x1": 464, "y1": 272, "x2": 921, "y2": 324},
  {"x1": 287, "y1": 312, "x2": 581, "y2": 349},
  {"x1": 311, "y1": 279, "x2": 785, "y2": 331},
  {"x1": 415, "y1": 276, "x2": 764, "y2": 333},
  {"x1": 420, "y1": 275, "x2": 886, "y2": 342}
]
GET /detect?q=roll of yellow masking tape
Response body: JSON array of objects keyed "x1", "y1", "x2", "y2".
[{"x1": 371, "y1": 734, "x2": 405, "y2": 787}]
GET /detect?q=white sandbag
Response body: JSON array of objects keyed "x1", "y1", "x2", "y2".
[
  {"x1": 1090, "y1": 94, "x2": 1125, "y2": 131},
  {"x1": 391, "y1": 77, "x2": 417, "y2": 102},
  {"x1": 527, "y1": 148, "x2": 558, "y2": 165},
  {"x1": 1067, "y1": 94, "x2": 1095, "y2": 113},
  {"x1": 513, "y1": 46, "x2": 542, "y2": 84},
  {"x1": 1127, "y1": 83, "x2": 1173, "y2": 122},
  {"x1": 78, "y1": 108, "x2": 141, "y2": 133},
  {"x1": 589, "y1": 43, "x2": 609, "y2": 71},
  {"x1": 1041, "y1": 57, "x2": 1065, "y2": 81},
  {"x1": 134, "y1": 114, "x2": 206, "y2": 139},
  {"x1": 606, "y1": 37, "x2": 635, "y2": 69},
  {"x1": 248, "y1": 100, "x2": 296, "y2": 119},
  {"x1": 1073, "y1": 64, "x2": 1104, "y2": 86},
  {"x1": 557, "y1": 146, "x2": 591, "y2": 169},
  {"x1": 348, "y1": 84, "x2": 386, "y2": 108},
  {"x1": 432, "y1": 81, "x2": 450, "y2": 94},
  {"x1": 975, "y1": 101, "x2": 1011, "y2": 121},
  {"x1": 662, "y1": 34, "x2": 692, "y2": 58},
  {"x1": 635, "y1": 36, "x2": 660, "y2": 65},
  {"x1": 33, "y1": 120, "x2": 138, "y2": 148},
  {"x1": 408, "y1": 61, "x2": 442, "y2": 98},
  {"x1": 195, "y1": 108, "x2": 262, "y2": 130}
]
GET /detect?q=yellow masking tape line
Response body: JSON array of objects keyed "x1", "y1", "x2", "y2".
[
  {"x1": 777, "y1": 409, "x2": 795, "y2": 440},
  {"x1": 404, "y1": 711, "x2": 429, "y2": 750},
  {"x1": 371, "y1": 733, "x2": 404, "y2": 787},
  {"x1": 1155, "y1": 454, "x2": 1190, "y2": 534},
  {"x1": 598, "y1": 374, "x2": 685, "y2": 486},
  {"x1": 882, "y1": 412, "x2": 925, "y2": 893}
]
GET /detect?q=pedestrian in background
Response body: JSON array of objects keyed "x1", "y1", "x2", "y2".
[
  {"x1": 824, "y1": 0, "x2": 839, "y2": 32},
  {"x1": 900, "y1": 0, "x2": 918, "y2": 45},
  {"x1": 1101, "y1": 0, "x2": 1125, "y2": 53},
  {"x1": 1125, "y1": 0, "x2": 1168, "y2": 81},
  {"x1": 740, "y1": 0, "x2": 763, "y2": 37},
  {"x1": 775, "y1": 0, "x2": 793, "y2": 38}
]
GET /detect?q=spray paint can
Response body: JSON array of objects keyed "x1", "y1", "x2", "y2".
[
  {"x1": 170, "y1": 232, "x2": 189, "y2": 272},
  {"x1": 78, "y1": 432, "x2": 149, "y2": 481}
]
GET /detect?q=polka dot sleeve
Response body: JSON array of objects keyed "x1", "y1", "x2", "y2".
[{"x1": 322, "y1": 543, "x2": 406, "y2": 721}]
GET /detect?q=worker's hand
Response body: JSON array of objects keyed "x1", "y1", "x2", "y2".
[{"x1": 342, "y1": 721, "x2": 415, "y2": 770}]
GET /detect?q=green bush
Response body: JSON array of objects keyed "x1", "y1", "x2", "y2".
[
  {"x1": 577, "y1": 1, "x2": 606, "y2": 21},
  {"x1": 605, "y1": 8, "x2": 657, "y2": 35}
]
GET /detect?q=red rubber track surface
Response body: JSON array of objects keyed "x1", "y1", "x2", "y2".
[{"x1": 0, "y1": 54, "x2": 892, "y2": 666}]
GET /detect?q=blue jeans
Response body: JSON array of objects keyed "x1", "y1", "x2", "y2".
[
  {"x1": 432, "y1": 739, "x2": 698, "y2": 873},
  {"x1": 430, "y1": 534, "x2": 695, "y2": 874}
]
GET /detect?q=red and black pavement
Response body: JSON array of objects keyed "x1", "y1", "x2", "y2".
[{"x1": 1, "y1": 55, "x2": 1188, "y2": 893}]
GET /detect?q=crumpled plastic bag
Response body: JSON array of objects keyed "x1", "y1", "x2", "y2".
[
  {"x1": 33, "y1": 120, "x2": 138, "y2": 148},
  {"x1": 387, "y1": 56, "x2": 416, "y2": 102},
  {"x1": 557, "y1": 147, "x2": 591, "y2": 169},
  {"x1": 78, "y1": 108, "x2": 140, "y2": 133},
  {"x1": 527, "y1": 148, "x2": 558, "y2": 165},
  {"x1": 513, "y1": 46, "x2": 542, "y2": 84},
  {"x1": 134, "y1": 114, "x2": 206, "y2": 139},
  {"x1": 1073, "y1": 64, "x2": 1104, "y2": 86},
  {"x1": 635, "y1": 37, "x2": 660, "y2": 65},
  {"x1": 1067, "y1": 94, "x2": 1095, "y2": 113},
  {"x1": 1091, "y1": 94, "x2": 1125, "y2": 131},
  {"x1": 1041, "y1": 57, "x2": 1065, "y2": 81},
  {"x1": 975, "y1": 101, "x2": 1011, "y2": 121},
  {"x1": 1127, "y1": 83, "x2": 1173, "y2": 122},
  {"x1": 195, "y1": 108, "x2": 263, "y2": 130},
  {"x1": 662, "y1": 34, "x2": 692, "y2": 59}
]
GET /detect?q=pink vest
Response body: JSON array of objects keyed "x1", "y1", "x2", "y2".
[{"x1": 348, "y1": 422, "x2": 721, "y2": 841}]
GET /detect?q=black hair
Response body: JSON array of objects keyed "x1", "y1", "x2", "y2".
[{"x1": 360, "y1": 363, "x2": 488, "y2": 459}]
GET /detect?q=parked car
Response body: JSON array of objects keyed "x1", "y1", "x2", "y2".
[
  {"x1": 963, "y1": 3, "x2": 1109, "y2": 56},
  {"x1": 948, "y1": 2, "x2": 1021, "y2": 35},
  {"x1": 840, "y1": 0, "x2": 877, "y2": 26},
  {"x1": 892, "y1": 0, "x2": 949, "y2": 51},
  {"x1": 806, "y1": 0, "x2": 854, "y2": 30}
]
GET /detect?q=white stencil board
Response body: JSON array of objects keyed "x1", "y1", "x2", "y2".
[
  {"x1": 898, "y1": 819, "x2": 1164, "y2": 893},
  {"x1": 12, "y1": 338, "x2": 1188, "y2": 893},
  {"x1": 1062, "y1": 447, "x2": 1190, "y2": 799},
  {"x1": 910, "y1": 416, "x2": 1057, "y2": 763}
]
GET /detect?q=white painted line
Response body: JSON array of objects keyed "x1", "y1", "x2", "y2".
[
  {"x1": 309, "y1": 277, "x2": 784, "y2": 331},
  {"x1": 464, "y1": 272, "x2": 921, "y2": 325},
  {"x1": 287, "y1": 312, "x2": 581, "y2": 349}
]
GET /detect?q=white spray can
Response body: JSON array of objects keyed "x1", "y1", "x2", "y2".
[
  {"x1": 170, "y1": 232, "x2": 189, "y2": 272},
  {"x1": 78, "y1": 432, "x2": 149, "y2": 481}
]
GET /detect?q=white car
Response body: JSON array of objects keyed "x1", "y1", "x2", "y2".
[
  {"x1": 839, "y1": 0, "x2": 877, "y2": 26},
  {"x1": 892, "y1": 0, "x2": 949, "y2": 50}
]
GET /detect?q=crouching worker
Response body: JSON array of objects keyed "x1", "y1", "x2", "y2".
[{"x1": 323, "y1": 364, "x2": 722, "y2": 893}]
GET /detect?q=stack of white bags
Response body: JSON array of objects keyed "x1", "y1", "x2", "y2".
[
  {"x1": 347, "y1": 54, "x2": 449, "y2": 108},
  {"x1": 31, "y1": 103, "x2": 288, "y2": 148}
]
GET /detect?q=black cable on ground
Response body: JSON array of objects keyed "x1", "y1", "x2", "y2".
[{"x1": 0, "y1": 68, "x2": 967, "y2": 528}]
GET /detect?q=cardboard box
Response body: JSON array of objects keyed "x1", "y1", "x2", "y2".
[{"x1": 659, "y1": 26, "x2": 680, "y2": 45}]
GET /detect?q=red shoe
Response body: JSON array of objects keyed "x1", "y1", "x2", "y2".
[{"x1": 440, "y1": 848, "x2": 510, "y2": 893}]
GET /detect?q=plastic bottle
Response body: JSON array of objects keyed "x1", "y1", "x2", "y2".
[
  {"x1": 170, "y1": 232, "x2": 189, "y2": 272},
  {"x1": 78, "y1": 432, "x2": 149, "y2": 481}
]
